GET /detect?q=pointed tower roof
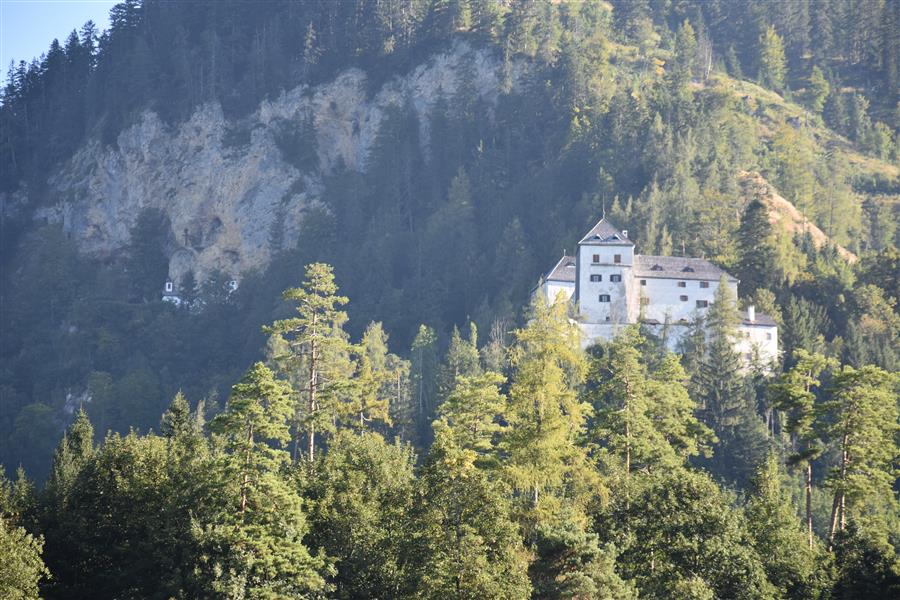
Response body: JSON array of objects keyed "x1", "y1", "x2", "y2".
[{"x1": 578, "y1": 218, "x2": 634, "y2": 246}]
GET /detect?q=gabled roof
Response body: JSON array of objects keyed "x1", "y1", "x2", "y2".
[
  {"x1": 545, "y1": 255, "x2": 577, "y2": 283},
  {"x1": 578, "y1": 218, "x2": 634, "y2": 246},
  {"x1": 740, "y1": 311, "x2": 777, "y2": 327},
  {"x1": 633, "y1": 255, "x2": 738, "y2": 282}
]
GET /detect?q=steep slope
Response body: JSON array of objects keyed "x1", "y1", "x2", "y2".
[{"x1": 738, "y1": 170, "x2": 857, "y2": 262}]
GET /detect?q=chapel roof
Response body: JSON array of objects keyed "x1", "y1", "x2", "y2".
[{"x1": 633, "y1": 255, "x2": 738, "y2": 282}]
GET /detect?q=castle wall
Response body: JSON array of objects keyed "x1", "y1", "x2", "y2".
[
  {"x1": 543, "y1": 280, "x2": 575, "y2": 305},
  {"x1": 638, "y1": 276, "x2": 729, "y2": 323}
]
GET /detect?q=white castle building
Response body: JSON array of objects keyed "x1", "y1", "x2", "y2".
[{"x1": 536, "y1": 218, "x2": 778, "y2": 365}]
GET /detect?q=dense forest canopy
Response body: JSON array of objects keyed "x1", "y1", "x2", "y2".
[{"x1": 0, "y1": 1, "x2": 898, "y2": 597}]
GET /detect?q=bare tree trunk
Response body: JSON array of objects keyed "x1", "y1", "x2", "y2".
[
  {"x1": 240, "y1": 423, "x2": 253, "y2": 516},
  {"x1": 307, "y1": 315, "x2": 319, "y2": 462},
  {"x1": 805, "y1": 462, "x2": 814, "y2": 548},
  {"x1": 828, "y1": 436, "x2": 850, "y2": 544}
]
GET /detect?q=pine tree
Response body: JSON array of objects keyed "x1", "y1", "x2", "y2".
[
  {"x1": 768, "y1": 350, "x2": 837, "y2": 547},
  {"x1": 735, "y1": 195, "x2": 774, "y2": 298},
  {"x1": 411, "y1": 324, "x2": 439, "y2": 444},
  {"x1": 267, "y1": 263, "x2": 353, "y2": 461},
  {"x1": 818, "y1": 365, "x2": 899, "y2": 543}
]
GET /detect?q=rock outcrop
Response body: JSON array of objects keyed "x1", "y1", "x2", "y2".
[{"x1": 29, "y1": 42, "x2": 518, "y2": 283}]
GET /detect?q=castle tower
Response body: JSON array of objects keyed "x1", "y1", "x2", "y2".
[{"x1": 575, "y1": 218, "x2": 636, "y2": 326}]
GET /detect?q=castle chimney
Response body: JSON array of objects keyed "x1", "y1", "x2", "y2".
[{"x1": 747, "y1": 305, "x2": 756, "y2": 323}]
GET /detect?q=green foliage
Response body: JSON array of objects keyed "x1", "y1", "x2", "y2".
[
  {"x1": 695, "y1": 278, "x2": 770, "y2": 487},
  {"x1": 305, "y1": 431, "x2": 415, "y2": 598},
  {"x1": 817, "y1": 364, "x2": 899, "y2": 541},
  {"x1": 758, "y1": 26, "x2": 788, "y2": 92},
  {"x1": 436, "y1": 371, "x2": 506, "y2": 466},
  {"x1": 589, "y1": 327, "x2": 713, "y2": 474},
  {"x1": 0, "y1": 518, "x2": 48, "y2": 600},
  {"x1": 830, "y1": 524, "x2": 900, "y2": 599},
  {"x1": 501, "y1": 295, "x2": 597, "y2": 517},
  {"x1": 736, "y1": 197, "x2": 778, "y2": 297},
  {"x1": 610, "y1": 468, "x2": 776, "y2": 600},
  {"x1": 805, "y1": 67, "x2": 830, "y2": 114},
  {"x1": 267, "y1": 263, "x2": 352, "y2": 461},
  {"x1": 127, "y1": 208, "x2": 171, "y2": 302},
  {"x1": 408, "y1": 431, "x2": 531, "y2": 600},
  {"x1": 744, "y1": 454, "x2": 828, "y2": 598},
  {"x1": 528, "y1": 506, "x2": 635, "y2": 600},
  {"x1": 208, "y1": 361, "x2": 328, "y2": 597}
]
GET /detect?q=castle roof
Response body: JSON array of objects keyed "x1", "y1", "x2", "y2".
[
  {"x1": 633, "y1": 255, "x2": 738, "y2": 282},
  {"x1": 545, "y1": 255, "x2": 577, "y2": 282},
  {"x1": 740, "y1": 311, "x2": 777, "y2": 327},
  {"x1": 578, "y1": 218, "x2": 634, "y2": 246}
]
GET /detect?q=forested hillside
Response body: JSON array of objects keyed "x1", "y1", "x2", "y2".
[{"x1": 1, "y1": 1, "x2": 898, "y2": 597}]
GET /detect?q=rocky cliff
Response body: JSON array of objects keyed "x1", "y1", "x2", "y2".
[{"x1": 28, "y1": 42, "x2": 519, "y2": 284}]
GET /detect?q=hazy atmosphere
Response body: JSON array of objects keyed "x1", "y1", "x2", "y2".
[{"x1": 1, "y1": 1, "x2": 898, "y2": 598}]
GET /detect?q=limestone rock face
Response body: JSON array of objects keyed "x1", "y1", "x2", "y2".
[{"x1": 29, "y1": 42, "x2": 518, "y2": 284}]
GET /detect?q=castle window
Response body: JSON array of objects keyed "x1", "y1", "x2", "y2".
[
  {"x1": 680, "y1": 295, "x2": 688, "y2": 302},
  {"x1": 650, "y1": 264, "x2": 663, "y2": 271},
  {"x1": 640, "y1": 279, "x2": 647, "y2": 286},
  {"x1": 682, "y1": 266, "x2": 695, "y2": 272},
  {"x1": 700, "y1": 281, "x2": 710, "y2": 289},
  {"x1": 614, "y1": 254, "x2": 621, "y2": 263},
  {"x1": 165, "y1": 281, "x2": 173, "y2": 293},
  {"x1": 696, "y1": 300, "x2": 709, "y2": 308},
  {"x1": 592, "y1": 254, "x2": 600, "y2": 264},
  {"x1": 599, "y1": 294, "x2": 611, "y2": 303},
  {"x1": 677, "y1": 281, "x2": 686, "y2": 288},
  {"x1": 590, "y1": 274, "x2": 602, "y2": 282},
  {"x1": 766, "y1": 333, "x2": 773, "y2": 340},
  {"x1": 610, "y1": 274, "x2": 622, "y2": 282}
]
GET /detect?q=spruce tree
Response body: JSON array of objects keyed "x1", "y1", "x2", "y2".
[
  {"x1": 758, "y1": 25, "x2": 788, "y2": 92},
  {"x1": 696, "y1": 278, "x2": 769, "y2": 487},
  {"x1": 435, "y1": 371, "x2": 506, "y2": 467},
  {"x1": 736, "y1": 198, "x2": 777, "y2": 297},
  {"x1": 208, "y1": 362, "x2": 327, "y2": 596}
]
